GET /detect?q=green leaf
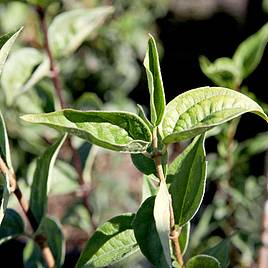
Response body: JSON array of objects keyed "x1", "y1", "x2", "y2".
[
  {"x1": 48, "y1": 6, "x2": 114, "y2": 58},
  {"x1": 199, "y1": 56, "x2": 241, "y2": 89},
  {"x1": 233, "y1": 22, "x2": 268, "y2": 79},
  {"x1": 162, "y1": 86, "x2": 268, "y2": 144},
  {"x1": 204, "y1": 239, "x2": 230, "y2": 268},
  {"x1": 74, "y1": 92, "x2": 103, "y2": 110},
  {"x1": 0, "y1": 209, "x2": 24, "y2": 244},
  {"x1": 0, "y1": 28, "x2": 22, "y2": 75},
  {"x1": 75, "y1": 213, "x2": 138, "y2": 268},
  {"x1": 167, "y1": 134, "x2": 206, "y2": 226},
  {"x1": 144, "y1": 34, "x2": 165, "y2": 126},
  {"x1": 132, "y1": 196, "x2": 170, "y2": 268},
  {"x1": 131, "y1": 153, "x2": 156, "y2": 175},
  {"x1": 21, "y1": 109, "x2": 152, "y2": 153},
  {"x1": 179, "y1": 222, "x2": 190, "y2": 255},
  {"x1": 153, "y1": 180, "x2": 172, "y2": 267},
  {"x1": 23, "y1": 239, "x2": 44, "y2": 268},
  {"x1": 1, "y1": 48, "x2": 49, "y2": 105},
  {"x1": 137, "y1": 104, "x2": 153, "y2": 131},
  {"x1": 36, "y1": 217, "x2": 65, "y2": 268},
  {"x1": 186, "y1": 255, "x2": 221, "y2": 268},
  {"x1": 29, "y1": 135, "x2": 66, "y2": 226},
  {"x1": 142, "y1": 175, "x2": 157, "y2": 202}
]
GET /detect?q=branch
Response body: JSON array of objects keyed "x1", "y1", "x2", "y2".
[{"x1": 0, "y1": 156, "x2": 55, "y2": 268}]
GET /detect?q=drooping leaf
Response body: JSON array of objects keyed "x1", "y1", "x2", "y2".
[
  {"x1": 162, "y1": 86, "x2": 267, "y2": 144},
  {"x1": 29, "y1": 135, "x2": 66, "y2": 226},
  {"x1": 0, "y1": 28, "x2": 22, "y2": 75},
  {"x1": 76, "y1": 213, "x2": 138, "y2": 268},
  {"x1": 233, "y1": 22, "x2": 268, "y2": 79},
  {"x1": 133, "y1": 196, "x2": 170, "y2": 268},
  {"x1": 179, "y1": 222, "x2": 190, "y2": 255},
  {"x1": 204, "y1": 239, "x2": 230, "y2": 268},
  {"x1": 186, "y1": 255, "x2": 221, "y2": 268},
  {"x1": 167, "y1": 134, "x2": 206, "y2": 226},
  {"x1": 36, "y1": 217, "x2": 65, "y2": 268},
  {"x1": 0, "y1": 209, "x2": 24, "y2": 244},
  {"x1": 21, "y1": 109, "x2": 152, "y2": 153},
  {"x1": 144, "y1": 34, "x2": 165, "y2": 126},
  {"x1": 1, "y1": 48, "x2": 49, "y2": 105},
  {"x1": 199, "y1": 56, "x2": 241, "y2": 89},
  {"x1": 142, "y1": 175, "x2": 157, "y2": 202},
  {"x1": 48, "y1": 6, "x2": 114, "y2": 58},
  {"x1": 153, "y1": 180, "x2": 172, "y2": 266}
]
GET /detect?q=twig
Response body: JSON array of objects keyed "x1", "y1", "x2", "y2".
[
  {"x1": 35, "y1": 6, "x2": 96, "y2": 230},
  {"x1": 0, "y1": 156, "x2": 55, "y2": 268},
  {"x1": 152, "y1": 128, "x2": 184, "y2": 266}
]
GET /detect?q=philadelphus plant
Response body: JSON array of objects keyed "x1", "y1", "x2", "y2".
[{"x1": 20, "y1": 35, "x2": 268, "y2": 268}]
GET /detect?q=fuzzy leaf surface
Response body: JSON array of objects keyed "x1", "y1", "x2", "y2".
[
  {"x1": 162, "y1": 87, "x2": 267, "y2": 144},
  {"x1": 76, "y1": 213, "x2": 138, "y2": 268},
  {"x1": 133, "y1": 196, "x2": 170, "y2": 268},
  {"x1": 48, "y1": 7, "x2": 113, "y2": 58},
  {"x1": 144, "y1": 35, "x2": 165, "y2": 126},
  {"x1": 29, "y1": 135, "x2": 66, "y2": 225},
  {"x1": 21, "y1": 110, "x2": 151, "y2": 153},
  {"x1": 167, "y1": 135, "x2": 206, "y2": 226}
]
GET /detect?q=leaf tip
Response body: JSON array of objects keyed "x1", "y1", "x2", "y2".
[{"x1": 20, "y1": 114, "x2": 35, "y2": 123}]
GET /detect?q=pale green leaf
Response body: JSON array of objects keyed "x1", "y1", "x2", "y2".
[
  {"x1": 76, "y1": 213, "x2": 138, "y2": 268},
  {"x1": 162, "y1": 86, "x2": 267, "y2": 144},
  {"x1": 233, "y1": 22, "x2": 268, "y2": 79},
  {"x1": 1, "y1": 48, "x2": 49, "y2": 105},
  {"x1": 21, "y1": 109, "x2": 152, "y2": 153},
  {"x1": 133, "y1": 196, "x2": 170, "y2": 268},
  {"x1": 167, "y1": 135, "x2": 206, "y2": 226},
  {"x1": 153, "y1": 180, "x2": 172, "y2": 267},
  {"x1": 0, "y1": 28, "x2": 22, "y2": 75},
  {"x1": 204, "y1": 239, "x2": 230, "y2": 268},
  {"x1": 29, "y1": 135, "x2": 66, "y2": 225},
  {"x1": 144, "y1": 34, "x2": 165, "y2": 125},
  {"x1": 48, "y1": 6, "x2": 114, "y2": 58},
  {"x1": 0, "y1": 208, "x2": 24, "y2": 244},
  {"x1": 179, "y1": 222, "x2": 190, "y2": 255},
  {"x1": 36, "y1": 217, "x2": 65, "y2": 268},
  {"x1": 199, "y1": 56, "x2": 241, "y2": 89},
  {"x1": 186, "y1": 255, "x2": 221, "y2": 268},
  {"x1": 142, "y1": 175, "x2": 157, "y2": 202}
]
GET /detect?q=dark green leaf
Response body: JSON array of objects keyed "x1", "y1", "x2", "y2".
[
  {"x1": 204, "y1": 239, "x2": 230, "y2": 268},
  {"x1": 233, "y1": 22, "x2": 268, "y2": 79},
  {"x1": 168, "y1": 135, "x2": 206, "y2": 226},
  {"x1": 179, "y1": 222, "x2": 190, "y2": 255},
  {"x1": 186, "y1": 255, "x2": 221, "y2": 268},
  {"x1": 76, "y1": 213, "x2": 138, "y2": 268},
  {"x1": 144, "y1": 34, "x2": 165, "y2": 126},
  {"x1": 131, "y1": 153, "x2": 156, "y2": 175},
  {"x1": 162, "y1": 87, "x2": 267, "y2": 144},
  {"x1": 133, "y1": 196, "x2": 170, "y2": 268},
  {"x1": 29, "y1": 135, "x2": 66, "y2": 225},
  {"x1": 48, "y1": 7, "x2": 114, "y2": 58},
  {"x1": 0, "y1": 28, "x2": 22, "y2": 75},
  {"x1": 154, "y1": 180, "x2": 172, "y2": 266},
  {"x1": 21, "y1": 109, "x2": 152, "y2": 153},
  {"x1": 0, "y1": 209, "x2": 24, "y2": 244},
  {"x1": 23, "y1": 239, "x2": 44, "y2": 268}
]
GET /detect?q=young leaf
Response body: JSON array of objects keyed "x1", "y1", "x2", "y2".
[
  {"x1": 21, "y1": 109, "x2": 152, "y2": 153},
  {"x1": 75, "y1": 213, "x2": 138, "y2": 268},
  {"x1": 153, "y1": 180, "x2": 172, "y2": 267},
  {"x1": 0, "y1": 28, "x2": 22, "y2": 75},
  {"x1": 186, "y1": 255, "x2": 221, "y2": 268},
  {"x1": 167, "y1": 134, "x2": 206, "y2": 226},
  {"x1": 162, "y1": 86, "x2": 268, "y2": 144},
  {"x1": 199, "y1": 56, "x2": 241, "y2": 89},
  {"x1": 29, "y1": 135, "x2": 66, "y2": 226},
  {"x1": 233, "y1": 22, "x2": 268, "y2": 79},
  {"x1": 133, "y1": 196, "x2": 171, "y2": 268},
  {"x1": 144, "y1": 34, "x2": 165, "y2": 126},
  {"x1": 0, "y1": 209, "x2": 24, "y2": 245},
  {"x1": 179, "y1": 222, "x2": 190, "y2": 255},
  {"x1": 48, "y1": 7, "x2": 114, "y2": 58},
  {"x1": 203, "y1": 239, "x2": 230, "y2": 268},
  {"x1": 1, "y1": 48, "x2": 49, "y2": 105},
  {"x1": 36, "y1": 217, "x2": 65, "y2": 268}
]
